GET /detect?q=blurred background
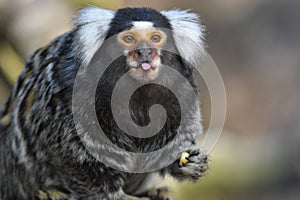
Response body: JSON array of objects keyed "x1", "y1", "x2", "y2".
[{"x1": 0, "y1": 0, "x2": 300, "y2": 199}]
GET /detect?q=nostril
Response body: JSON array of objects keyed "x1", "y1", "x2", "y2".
[
  {"x1": 146, "y1": 48, "x2": 153, "y2": 55},
  {"x1": 135, "y1": 51, "x2": 141, "y2": 58}
]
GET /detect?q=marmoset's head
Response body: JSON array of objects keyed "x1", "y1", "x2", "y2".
[
  {"x1": 117, "y1": 23, "x2": 167, "y2": 81},
  {"x1": 106, "y1": 8, "x2": 171, "y2": 81},
  {"x1": 74, "y1": 7, "x2": 205, "y2": 81}
]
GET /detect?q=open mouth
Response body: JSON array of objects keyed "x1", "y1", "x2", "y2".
[
  {"x1": 140, "y1": 62, "x2": 152, "y2": 71},
  {"x1": 128, "y1": 54, "x2": 161, "y2": 80},
  {"x1": 129, "y1": 61, "x2": 160, "y2": 81}
]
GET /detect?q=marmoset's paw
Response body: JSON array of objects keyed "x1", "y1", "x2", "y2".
[
  {"x1": 171, "y1": 149, "x2": 210, "y2": 181},
  {"x1": 147, "y1": 187, "x2": 174, "y2": 200}
]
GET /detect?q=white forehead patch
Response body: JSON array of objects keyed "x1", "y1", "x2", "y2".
[{"x1": 132, "y1": 21, "x2": 153, "y2": 28}]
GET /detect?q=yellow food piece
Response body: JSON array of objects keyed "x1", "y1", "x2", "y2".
[
  {"x1": 48, "y1": 190, "x2": 68, "y2": 200},
  {"x1": 179, "y1": 152, "x2": 190, "y2": 167},
  {"x1": 37, "y1": 190, "x2": 48, "y2": 200}
]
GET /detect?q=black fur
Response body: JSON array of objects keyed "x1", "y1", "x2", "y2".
[{"x1": 106, "y1": 8, "x2": 171, "y2": 38}]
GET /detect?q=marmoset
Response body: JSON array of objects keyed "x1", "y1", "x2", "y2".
[{"x1": 0, "y1": 7, "x2": 209, "y2": 200}]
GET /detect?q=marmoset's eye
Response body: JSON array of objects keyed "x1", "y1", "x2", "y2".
[
  {"x1": 123, "y1": 35, "x2": 135, "y2": 44},
  {"x1": 151, "y1": 35, "x2": 161, "y2": 43}
]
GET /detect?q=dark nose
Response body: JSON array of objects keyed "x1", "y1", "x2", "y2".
[{"x1": 136, "y1": 48, "x2": 153, "y2": 57}]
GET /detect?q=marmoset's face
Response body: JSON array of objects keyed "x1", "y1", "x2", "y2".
[{"x1": 117, "y1": 22, "x2": 167, "y2": 81}]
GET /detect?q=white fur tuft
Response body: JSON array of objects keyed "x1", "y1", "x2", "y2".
[
  {"x1": 132, "y1": 21, "x2": 154, "y2": 28},
  {"x1": 161, "y1": 10, "x2": 206, "y2": 66},
  {"x1": 73, "y1": 7, "x2": 115, "y2": 65}
]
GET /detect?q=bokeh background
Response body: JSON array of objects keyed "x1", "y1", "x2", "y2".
[{"x1": 1, "y1": 0, "x2": 300, "y2": 199}]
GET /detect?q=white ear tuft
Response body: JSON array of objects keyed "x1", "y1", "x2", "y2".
[
  {"x1": 161, "y1": 10, "x2": 206, "y2": 66},
  {"x1": 73, "y1": 7, "x2": 115, "y2": 65}
]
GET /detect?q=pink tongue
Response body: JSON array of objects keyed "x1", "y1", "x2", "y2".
[{"x1": 141, "y1": 63, "x2": 151, "y2": 70}]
